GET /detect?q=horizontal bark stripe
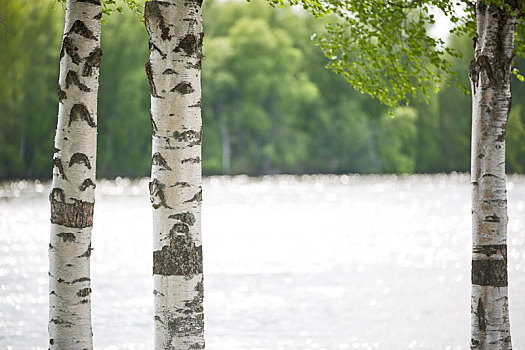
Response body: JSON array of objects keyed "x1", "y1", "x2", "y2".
[
  {"x1": 472, "y1": 259, "x2": 508, "y2": 287},
  {"x1": 473, "y1": 244, "x2": 507, "y2": 256},
  {"x1": 153, "y1": 235, "x2": 202, "y2": 276},
  {"x1": 50, "y1": 199, "x2": 94, "y2": 228}
]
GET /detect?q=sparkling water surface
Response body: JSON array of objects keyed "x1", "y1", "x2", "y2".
[{"x1": 1, "y1": 174, "x2": 525, "y2": 349}]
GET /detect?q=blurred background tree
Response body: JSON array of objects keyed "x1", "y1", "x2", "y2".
[{"x1": 1, "y1": 0, "x2": 525, "y2": 179}]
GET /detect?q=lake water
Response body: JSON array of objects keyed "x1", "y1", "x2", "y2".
[{"x1": 1, "y1": 174, "x2": 525, "y2": 350}]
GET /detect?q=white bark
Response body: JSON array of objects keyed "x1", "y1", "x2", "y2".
[
  {"x1": 49, "y1": 1, "x2": 101, "y2": 348},
  {"x1": 144, "y1": 0, "x2": 204, "y2": 348},
  {"x1": 469, "y1": 1, "x2": 518, "y2": 349}
]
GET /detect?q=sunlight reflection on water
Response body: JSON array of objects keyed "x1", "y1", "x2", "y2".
[{"x1": 1, "y1": 174, "x2": 525, "y2": 349}]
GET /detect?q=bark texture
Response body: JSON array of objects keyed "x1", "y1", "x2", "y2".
[
  {"x1": 49, "y1": 1, "x2": 101, "y2": 349},
  {"x1": 144, "y1": 0, "x2": 205, "y2": 348},
  {"x1": 469, "y1": 1, "x2": 520, "y2": 349}
]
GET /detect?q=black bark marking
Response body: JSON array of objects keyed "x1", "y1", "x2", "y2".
[
  {"x1": 186, "y1": 60, "x2": 202, "y2": 70},
  {"x1": 149, "y1": 179, "x2": 171, "y2": 209},
  {"x1": 57, "y1": 85, "x2": 67, "y2": 103},
  {"x1": 76, "y1": 287, "x2": 92, "y2": 297},
  {"x1": 497, "y1": 130, "x2": 507, "y2": 142},
  {"x1": 65, "y1": 70, "x2": 91, "y2": 92},
  {"x1": 50, "y1": 339, "x2": 54, "y2": 345},
  {"x1": 69, "y1": 104, "x2": 96, "y2": 127},
  {"x1": 93, "y1": 12, "x2": 102, "y2": 20},
  {"x1": 50, "y1": 188, "x2": 66, "y2": 202},
  {"x1": 149, "y1": 110, "x2": 158, "y2": 136},
  {"x1": 483, "y1": 214, "x2": 501, "y2": 223},
  {"x1": 171, "y1": 181, "x2": 190, "y2": 188},
  {"x1": 57, "y1": 277, "x2": 90, "y2": 285},
  {"x1": 173, "y1": 129, "x2": 201, "y2": 144},
  {"x1": 162, "y1": 68, "x2": 177, "y2": 75},
  {"x1": 49, "y1": 318, "x2": 73, "y2": 327},
  {"x1": 181, "y1": 157, "x2": 200, "y2": 164},
  {"x1": 166, "y1": 313, "x2": 204, "y2": 341},
  {"x1": 168, "y1": 212, "x2": 196, "y2": 226},
  {"x1": 149, "y1": 41, "x2": 167, "y2": 59},
  {"x1": 185, "y1": 288, "x2": 203, "y2": 312},
  {"x1": 170, "y1": 223, "x2": 189, "y2": 234},
  {"x1": 189, "y1": 100, "x2": 201, "y2": 108},
  {"x1": 171, "y1": 82, "x2": 194, "y2": 95},
  {"x1": 57, "y1": 232, "x2": 76, "y2": 243},
  {"x1": 184, "y1": 189, "x2": 202, "y2": 203},
  {"x1": 70, "y1": 277, "x2": 90, "y2": 284},
  {"x1": 145, "y1": 61, "x2": 162, "y2": 98},
  {"x1": 174, "y1": 33, "x2": 198, "y2": 56},
  {"x1": 164, "y1": 277, "x2": 204, "y2": 343},
  {"x1": 188, "y1": 127, "x2": 203, "y2": 147},
  {"x1": 153, "y1": 235, "x2": 202, "y2": 276},
  {"x1": 60, "y1": 36, "x2": 81, "y2": 65},
  {"x1": 144, "y1": 1, "x2": 171, "y2": 40},
  {"x1": 68, "y1": 20, "x2": 96, "y2": 40},
  {"x1": 473, "y1": 244, "x2": 507, "y2": 256},
  {"x1": 69, "y1": 153, "x2": 91, "y2": 169},
  {"x1": 159, "y1": 22, "x2": 171, "y2": 40},
  {"x1": 477, "y1": 298, "x2": 487, "y2": 332},
  {"x1": 77, "y1": 243, "x2": 93, "y2": 258},
  {"x1": 472, "y1": 245, "x2": 508, "y2": 287},
  {"x1": 82, "y1": 47, "x2": 102, "y2": 77},
  {"x1": 152, "y1": 152, "x2": 171, "y2": 170},
  {"x1": 52, "y1": 157, "x2": 67, "y2": 180},
  {"x1": 79, "y1": 178, "x2": 96, "y2": 191},
  {"x1": 481, "y1": 173, "x2": 505, "y2": 181},
  {"x1": 51, "y1": 199, "x2": 94, "y2": 228}
]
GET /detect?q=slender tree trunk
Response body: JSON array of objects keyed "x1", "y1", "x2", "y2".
[
  {"x1": 215, "y1": 98, "x2": 231, "y2": 174},
  {"x1": 49, "y1": 0, "x2": 102, "y2": 348},
  {"x1": 144, "y1": 0, "x2": 205, "y2": 348},
  {"x1": 469, "y1": 1, "x2": 519, "y2": 349}
]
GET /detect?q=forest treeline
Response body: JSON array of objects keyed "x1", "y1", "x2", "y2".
[{"x1": 2, "y1": 0, "x2": 525, "y2": 179}]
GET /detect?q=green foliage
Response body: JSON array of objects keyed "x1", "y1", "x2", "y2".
[
  {"x1": 3, "y1": 0, "x2": 525, "y2": 179},
  {"x1": 0, "y1": 0, "x2": 62, "y2": 179},
  {"x1": 97, "y1": 6, "x2": 150, "y2": 177},
  {"x1": 506, "y1": 105, "x2": 525, "y2": 173},
  {"x1": 54, "y1": 0, "x2": 142, "y2": 21},
  {"x1": 270, "y1": 0, "x2": 464, "y2": 108},
  {"x1": 377, "y1": 107, "x2": 419, "y2": 173}
]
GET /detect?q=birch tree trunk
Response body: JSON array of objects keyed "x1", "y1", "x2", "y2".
[
  {"x1": 144, "y1": 0, "x2": 205, "y2": 348},
  {"x1": 49, "y1": 0, "x2": 102, "y2": 348},
  {"x1": 469, "y1": 1, "x2": 519, "y2": 348}
]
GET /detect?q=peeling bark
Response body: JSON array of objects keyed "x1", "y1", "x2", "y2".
[
  {"x1": 145, "y1": 0, "x2": 204, "y2": 348},
  {"x1": 49, "y1": 0, "x2": 101, "y2": 348},
  {"x1": 469, "y1": 1, "x2": 519, "y2": 349}
]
